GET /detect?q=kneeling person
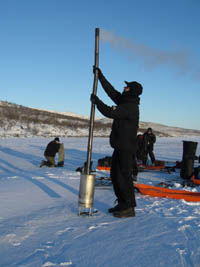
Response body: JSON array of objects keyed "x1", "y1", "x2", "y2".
[{"x1": 40, "y1": 137, "x2": 62, "y2": 167}]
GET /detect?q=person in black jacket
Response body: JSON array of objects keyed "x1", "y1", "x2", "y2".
[
  {"x1": 136, "y1": 134, "x2": 146, "y2": 165},
  {"x1": 40, "y1": 137, "x2": 60, "y2": 167},
  {"x1": 143, "y1": 128, "x2": 156, "y2": 165},
  {"x1": 91, "y1": 67, "x2": 143, "y2": 218}
]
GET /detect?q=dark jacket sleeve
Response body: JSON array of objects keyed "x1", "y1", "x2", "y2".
[
  {"x1": 98, "y1": 72, "x2": 122, "y2": 105},
  {"x1": 95, "y1": 98, "x2": 129, "y2": 119},
  {"x1": 152, "y1": 133, "x2": 156, "y2": 144}
]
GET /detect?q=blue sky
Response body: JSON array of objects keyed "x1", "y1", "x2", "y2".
[{"x1": 0, "y1": 0, "x2": 200, "y2": 130}]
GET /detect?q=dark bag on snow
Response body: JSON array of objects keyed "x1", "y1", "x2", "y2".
[
  {"x1": 180, "y1": 141, "x2": 198, "y2": 180},
  {"x1": 98, "y1": 156, "x2": 112, "y2": 167}
]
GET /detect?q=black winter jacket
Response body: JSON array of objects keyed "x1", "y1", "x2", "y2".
[
  {"x1": 143, "y1": 132, "x2": 156, "y2": 151},
  {"x1": 44, "y1": 140, "x2": 60, "y2": 157},
  {"x1": 95, "y1": 73, "x2": 141, "y2": 152}
]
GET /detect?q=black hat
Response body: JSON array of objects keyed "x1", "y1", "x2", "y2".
[
  {"x1": 124, "y1": 81, "x2": 143, "y2": 96},
  {"x1": 54, "y1": 137, "x2": 60, "y2": 142}
]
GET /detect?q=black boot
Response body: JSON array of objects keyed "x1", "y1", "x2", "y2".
[
  {"x1": 108, "y1": 204, "x2": 121, "y2": 213},
  {"x1": 113, "y1": 207, "x2": 135, "y2": 218}
]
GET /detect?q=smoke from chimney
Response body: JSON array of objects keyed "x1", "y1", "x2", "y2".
[{"x1": 100, "y1": 29, "x2": 197, "y2": 76}]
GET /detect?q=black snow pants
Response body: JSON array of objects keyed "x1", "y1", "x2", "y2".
[
  {"x1": 110, "y1": 149, "x2": 136, "y2": 209},
  {"x1": 145, "y1": 148, "x2": 155, "y2": 165}
]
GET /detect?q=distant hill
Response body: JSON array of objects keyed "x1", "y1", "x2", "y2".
[{"x1": 0, "y1": 100, "x2": 200, "y2": 138}]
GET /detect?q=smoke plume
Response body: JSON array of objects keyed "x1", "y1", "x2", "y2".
[{"x1": 100, "y1": 29, "x2": 195, "y2": 75}]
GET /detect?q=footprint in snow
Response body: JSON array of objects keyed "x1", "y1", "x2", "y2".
[
  {"x1": 5, "y1": 233, "x2": 21, "y2": 246},
  {"x1": 42, "y1": 241, "x2": 55, "y2": 248},
  {"x1": 42, "y1": 260, "x2": 73, "y2": 266},
  {"x1": 56, "y1": 227, "x2": 74, "y2": 236},
  {"x1": 178, "y1": 224, "x2": 190, "y2": 231},
  {"x1": 88, "y1": 221, "x2": 116, "y2": 230}
]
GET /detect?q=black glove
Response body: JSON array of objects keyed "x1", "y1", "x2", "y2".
[
  {"x1": 93, "y1": 66, "x2": 102, "y2": 76},
  {"x1": 55, "y1": 161, "x2": 64, "y2": 167},
  {"x1": 90, "y1": 93, "x2": 99, "y2": 105}
]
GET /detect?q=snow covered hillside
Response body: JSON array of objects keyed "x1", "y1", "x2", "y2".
[
  {"x1": 0, "y1": 136, "x2": 200, "y2": 266},
  {"x1": 1, "y1": 100, "x2": 200, "y2": 138},
  {"x1": 0, "y1": 101, "x2": 111, "y2": 138}
]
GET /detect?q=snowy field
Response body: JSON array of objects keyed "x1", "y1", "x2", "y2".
[{"x1": 0, "y1": 136, "x2": 200, "y2": 267}]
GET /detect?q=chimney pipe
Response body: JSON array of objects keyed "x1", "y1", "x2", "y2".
[{"x1": 78, "y1": 28, "x2": 100, "y2": 215}]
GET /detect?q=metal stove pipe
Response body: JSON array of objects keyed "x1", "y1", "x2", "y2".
[
  {"x1": 85, "y1": 28, "x2": 100, "y2": 175},
  {"x1": 78, "y1": 28, "x2": 100, "y2": 215}
]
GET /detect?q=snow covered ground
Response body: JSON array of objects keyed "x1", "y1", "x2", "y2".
[{"x1": 0, "y1": 136, "x2": 200, "y2": 267}]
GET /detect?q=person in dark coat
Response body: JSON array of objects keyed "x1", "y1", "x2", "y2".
[
  {"x1": 91, "y1": 67, "x2": 143, "y2": 218},
  {"x1": 136, "y1": 134, "x2": 146, "y2": 165},
  {"x1": 40, "y1": 137, "x2": 60, "y2": 167},
  {"x1": 143, "y1": 128, "x2": 156, "y2": 165}
]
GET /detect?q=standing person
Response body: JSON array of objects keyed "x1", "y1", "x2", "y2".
[
  {"x1": 143, "y1": 128, "x2": 156, "y2": 165},
  {"x1": 40, "y1": 137, "x2": 61, "y2": 167},
  {"x1": 91, "y1": 67, "x2": 143, "y2": 218},
  {"x1": 136, "y1": 134, "x2": 146, "y2": 165}
]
